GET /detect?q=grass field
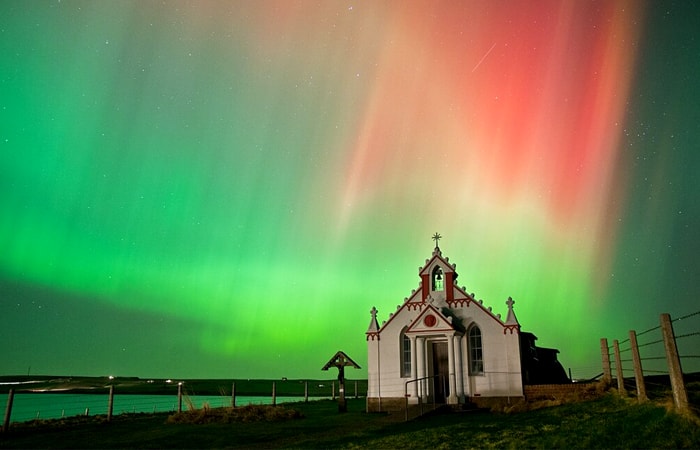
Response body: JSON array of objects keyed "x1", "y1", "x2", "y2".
[{"x1": 2, "y1": 393, "x2": 699, "y2": 449}]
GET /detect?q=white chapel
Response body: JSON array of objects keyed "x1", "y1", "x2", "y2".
[{"x1": 366, "y1": 235, "x2": 563, "y2": 411}]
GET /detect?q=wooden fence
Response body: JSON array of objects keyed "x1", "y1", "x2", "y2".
[
  {"x1": 2, "y1": 379, "x2": 364, "y2": 432},
  {"x1": 601, "y1": 311, "x2": 700, "y2": 413}
]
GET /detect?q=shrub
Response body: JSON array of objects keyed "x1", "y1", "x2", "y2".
[{"x1": 166, "y1": 404, "x2": 303, "y2": 424}]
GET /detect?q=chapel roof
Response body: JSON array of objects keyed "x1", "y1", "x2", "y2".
[{"x1": 366, "y1": 234, "x2": 521, "y2": 335}]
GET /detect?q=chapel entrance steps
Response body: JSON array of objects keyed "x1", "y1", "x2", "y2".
[{"x1": 401, "y1": 400, "x2": 482, "y2": 421}]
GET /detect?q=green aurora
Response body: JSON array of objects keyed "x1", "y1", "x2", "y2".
[{"x1": 1, "y1": 1, "x2": 698, "y2": 379}]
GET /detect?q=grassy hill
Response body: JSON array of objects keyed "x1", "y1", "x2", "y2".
[
  {"x1": 2, "y1": 374, "x2": 698, "y2": 448},
  {"x1": 2, "y1": 393, "x2": 699, "y2": 449}
]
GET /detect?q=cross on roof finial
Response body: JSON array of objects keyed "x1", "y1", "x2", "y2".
[{"x1": 432, "y1": 232, "x2": 442, "y2": 249}]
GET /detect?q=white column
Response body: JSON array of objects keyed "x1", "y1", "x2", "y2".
[
  {"x1": 454, "y1": 334, "x2": 464, "y2": 401},
  {"x1": 410, "y1": 335, "x2": 418, "y2": 399},
  {"x1": 462, "y1": 335, "x2": 471, "y2": 397},
  {"x1": 367, "y1": 338, "x2": 378, "y2": 398},
  {"x1": 416, "y1": 337, "x2": 425, "y2": 399},
  {"x1": 447, "y1": 334, "x2": 457, "y2": 404}
]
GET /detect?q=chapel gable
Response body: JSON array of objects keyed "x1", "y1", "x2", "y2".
[{"x1": 405, "y1": 304, "x2": 455, "y2": 334}]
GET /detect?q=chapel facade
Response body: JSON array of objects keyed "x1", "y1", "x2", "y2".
[{"x1": 366, "y1": 239, "x2": 527, "y2": 411}]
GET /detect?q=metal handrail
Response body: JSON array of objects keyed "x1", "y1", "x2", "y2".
[{"x1": 404, "y1": 375, "x2": 445, "y2": 421}]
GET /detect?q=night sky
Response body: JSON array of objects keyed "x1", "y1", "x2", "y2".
[{"x1": 1, "y1": 1, "x2": 698, "y2": 380}]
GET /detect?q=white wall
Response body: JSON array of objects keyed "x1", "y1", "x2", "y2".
[{"x1": 368, "y1": 298, "x2": 523, "y2": 400}]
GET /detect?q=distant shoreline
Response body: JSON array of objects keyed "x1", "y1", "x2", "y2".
[{"x1": 0, "y1": 375, "x2": 368, "y2": 397}]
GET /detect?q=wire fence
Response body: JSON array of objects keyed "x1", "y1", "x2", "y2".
[
  {"x1": 617, "y1": 310, "x2": 700, "y2": 375},
  {"x1": 564, "y1": 365, "x2": 606, "y2": 383},
  {"x1": 2, "y1": 391, "x2": 187, "y2": 422},
  {"x1": 602, "y1": 311, "x2": 699, "y2": 413},
  {"x1": 2, "y1": 379, "x2": 365, "y2": 430}
]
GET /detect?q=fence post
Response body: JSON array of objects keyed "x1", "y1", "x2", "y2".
[
  {"x1": 107, "y1": 385, "x2": 115, "y2": 422},
  {"x1": 332, "y1": 381, "x2": 336, "y2": 400},
  {"x1": 355, "y1": 380, "x2": 358, "y2": 399},
  {"x1": 272, "y1": 381, "x2": 276, "y2": 406},
  {"x1": 600, "y1": 338, "x2": 611, "y2": 384},
  {"x1": 660, "y1": 313, "x2": 689, "y2": 412},
  {"x1": 304, "y1": 381, "x2": 308, "y2": 403},
  {"x1": 177, "y1": 382, "x2": 183, "y2": 413},
  {"x1": 628, "y1": 330, "x2": 647, "y2": 402},
  {"x1": 231, "y1": 382, "x2": 236, "y2": 408},
  {"x1": 613, "y1": 339, "x2": 626, "y2": 395},
  {"x1": 2, "y1": 389, "x2": 13, "y2": 433}
]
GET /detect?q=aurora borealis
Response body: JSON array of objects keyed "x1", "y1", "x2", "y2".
[{"x1": 1, "y1": 0, "x2": 698, "y2": 379}]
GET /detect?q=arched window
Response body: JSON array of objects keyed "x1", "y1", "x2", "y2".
[
  {"x1": 401, "y1": 333, "x2": 411, "y2": 377},
  {"x1": 468, "y1": 326, "x2": 483, "y2": 375},
  {"x1": 432, "y1": 266, "x2": 444, "y2": 291}
]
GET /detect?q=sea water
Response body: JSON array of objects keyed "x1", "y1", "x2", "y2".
[{"x1": 0, "y1": 393, "x2": 324, "y2": 423}]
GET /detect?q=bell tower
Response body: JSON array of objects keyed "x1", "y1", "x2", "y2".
[{"x1": 419, "y1": 233, "x2": 457, "y2": 303}]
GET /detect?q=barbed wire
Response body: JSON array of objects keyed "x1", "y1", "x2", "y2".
[
  {"x1": 640, "y1": 356, "x2": 667, "y2": 361},
  {"x1": 672, "y1": 310, "x2": 700, "y2": 322},
  {"x1": 636, "y1": 324, "x2": 661, "y2": 337},
  {"x1": 637, "y1": 338, "x2": 664, "y2": 348},
  {"x1": 676, "y1": 331, "x2": 700, "y2": 339}
]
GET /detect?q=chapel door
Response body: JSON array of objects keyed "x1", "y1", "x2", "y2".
[{"x1": 431, "y1": 342, "x2": 449, "y2": 402}]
